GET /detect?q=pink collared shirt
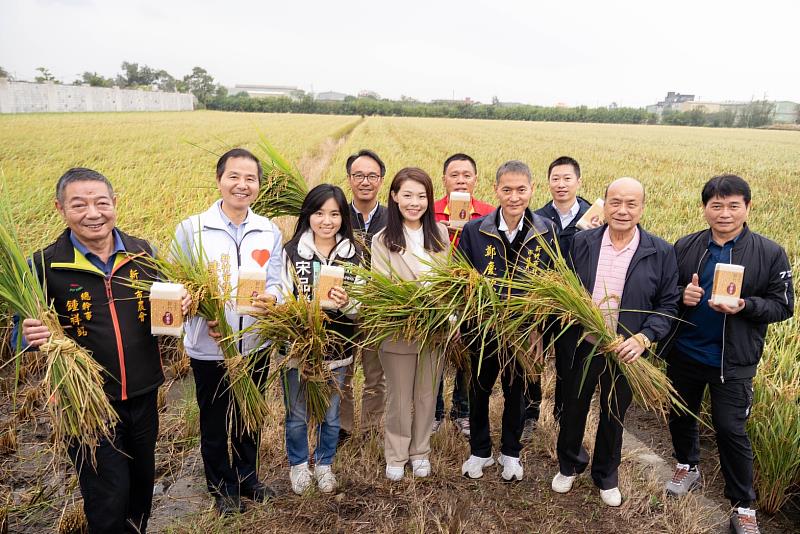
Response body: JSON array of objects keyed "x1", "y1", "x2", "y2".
[{"x1": 590, "y1": 227, "x2": 640, "y2": 334}]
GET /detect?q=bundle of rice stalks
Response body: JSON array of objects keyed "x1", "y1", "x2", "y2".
[
  {"x1": 749, "y1": 318, "x2": 800, "y2": 514},
  {"x1": 135, "y1": 237, "x2": 269, "y2": 433},
  {"x1": 0, "y1": 421, "x2": 16, "y2": 454},
  {"x1": 251, "y1": 135, "x2": 308, "y2": 219},
  {"x1": 251, "y1": 293, "x2": 341, "y2": 425},
  {"x1": 498, "y1": 236, "x2": 688, "y2": 420},
  {"x1": 57, "y1": 502, "x2": 87, "y2": 534},
  {"x1": 0, "y1": 199, "x2": 117, "y2": 452}
]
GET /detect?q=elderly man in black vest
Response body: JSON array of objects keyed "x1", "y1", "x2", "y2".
[{"x1": 20, "y1": 168, "x2": 189, "y2": 534}]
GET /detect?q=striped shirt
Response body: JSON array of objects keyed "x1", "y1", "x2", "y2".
[{"x1": 591, "y1": 227, "x2": 640, "y2": 333}]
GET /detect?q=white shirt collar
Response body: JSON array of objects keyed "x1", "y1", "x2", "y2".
[
  {"x1": 352, "y1": 201, "x2": 380, "y2": 227},
  {"x1": 498, "y1": 210, "x2": 525, "y2": 241}
]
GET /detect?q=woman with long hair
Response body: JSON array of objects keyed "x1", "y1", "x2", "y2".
[
  {"x1": 281, "y1": 183, "x2": 362, "y2": 494},
  {"x1": 371, "y1": 167, "x2": 450, "y2": 481}
]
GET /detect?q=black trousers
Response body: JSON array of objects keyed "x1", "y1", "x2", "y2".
[
  {"x1": 468, "y1": 337, "x2": 525, "y2": 458},
  {"x1": 435, "y1": 367, "x2": 470, "y2": 420},
  {"x1": 667, "y1": 354, "x2": 755, "y2": 507},
  {"x1": 68, "y1": 388, "x2": 159, "y2": 534},
  {"x1": 557, "y1": 341, "x2": 632, "y2": 490},
  {"x1": 523, "y1": 335, "x2": 568, "y2": 423},
  {"x1": 191, "y1": 352, "x2": 269, "y2": 498}
]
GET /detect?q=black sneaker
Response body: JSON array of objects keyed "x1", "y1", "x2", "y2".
[
  {"x1": 214, "y1": 495, "x2": 245, "y2": 516},
  {"x1": 241, "y1": 482, "x2": 276, "y2": 503},
  {"x1": 730, "y1": 507, "x2": 760, "y2": 534}
]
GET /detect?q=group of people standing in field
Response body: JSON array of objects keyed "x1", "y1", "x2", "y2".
[{"x1": 17, "y1": 146, "x2": 793, "y2": 534}]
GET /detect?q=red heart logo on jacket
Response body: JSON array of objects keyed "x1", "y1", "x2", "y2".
[{"x1": 251, "y1": 249, "x2": 271, "y2": 267}]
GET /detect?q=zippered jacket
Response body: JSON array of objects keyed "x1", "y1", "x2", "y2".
[
  {"x1": 32, "y1": 229, "x2": 163, "y2": 401},
  {"x1": 175, "y1": 201, "x2": 284, "y2": 361},
  {"x1": 661, "y1": 225, "x2": 794, "y2": 380},
  {"x1": 568, "y1": 225, "x2": 680, "y2": 344},
  {"x1": 534, "y1": 196, "x2": 591, "y2": 256},
  {"x1": 456, "y1": 207, "x2": 557, "y2": 295},
  {"x1": 282, "y1": 230, "x2": 363, "y2": 369}
]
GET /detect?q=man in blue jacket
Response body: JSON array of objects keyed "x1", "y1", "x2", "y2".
[
  {"x1": 457, "y1": 160, "x2": 557, "y2": 482},
  {"x1": 662, "y1": 175, "x2": 793, "y2": 534},
  {"x1": 551, "y1": 177, "x2": 680, "y2": 507}
]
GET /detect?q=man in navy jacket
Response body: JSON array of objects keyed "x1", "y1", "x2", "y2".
[{"x1": 551, "y1": 177, "x2": 680, "y2": 507}]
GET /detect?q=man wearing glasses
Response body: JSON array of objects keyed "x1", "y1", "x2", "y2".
[{"x1": 340, "y1": 149, "x2": 388, "y2": 441}]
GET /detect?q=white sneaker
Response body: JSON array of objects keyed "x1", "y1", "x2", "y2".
[
  {"x1": 385, "y1": 465, "x2": 404, "y2": 481},
  {"x1": 551, "y1": 472, "x2": 576, "y2": 493},
  {"x1": 289, "y1": 462, "x2": 312, "y2": 495},
  {"x1": 600, "y1": 487, "x2": 622, "y2": 507},
  {"x1": 314, "y1": 464, "x2": 337, "y2": 494},
  {"x1": 411, "y1": 459, "x2": 431, "y2": 477},
  {"x1": 461, "y1": 455, "x2": 495, "y2": 479},
  {"x1": 497, "y1": 454, "x2": 523, "y2": 481},
  {"x1": 454, "y1": 417, "x2": 471, "y2": 438},
  {"x1": 431, "y1": 419, "x2": 442, "y2": 433}
]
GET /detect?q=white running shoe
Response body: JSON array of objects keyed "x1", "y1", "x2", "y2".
[
  {"x1": 600, "y1": 487, "x2": 622, "y2": 507},
  {"x1": 385, "y1": 465, "x2": 405, "y2": 481},
  {"x1": 551, "y1": 472, "x2": 576, "y2": 493},
  {"x1": 461, "y1": 455, "x2": 495, "y2": 479},
  {"x1": 411, "y1": 459, "x2": 431, "y2": 477},
  {"x1": 314, "y1": 464, "x2": 338, "y2": 494},
  {"x1": 497, "y1": 454, "x2": 523, "y2": 482},
  {"x1": 289, "y1": 462, "x2": 313, "y2": 495}
]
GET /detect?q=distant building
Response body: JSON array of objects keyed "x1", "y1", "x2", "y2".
[
  {"x1": 315, "y1": 91, "x2": 350, "y2": 102},
  {"x1": 646, "y1": 91, "x2": 695, "y2": 116},
  {"x1": 232, "y1": 84, "x2": 303, "y2": 99},
  {"x1": 431, "y1": 97, "x2": 478, "y2": 105},
  {"x1": 773, "y1": 101, "x2": 800, "y2": 124},
  {"x1": 358, "y1": 90, "x2": 380, "y2": 99}
]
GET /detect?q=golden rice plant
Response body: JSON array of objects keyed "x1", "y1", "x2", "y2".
[
  {"x1": 135, "y1": 236, "x2": 269, "y2": 433},
  {"x1": 250, "y1": 292, "x2": 343, "y2": 425},
  {"x1": 251, "y1": 135, "x2": 308, "y2": 219},
  {"x1": 498, "y1": 236, "x2": 689, "y2": 420},
  {"x1": 749, "y1": 318, "x2": 800, "y2": 514},
  {"x1": 0, "y1": 197, "x2": 117, "y2": 453}
]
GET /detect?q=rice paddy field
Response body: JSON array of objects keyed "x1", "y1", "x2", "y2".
[{"x1": 0, "y1": 110, "x2": 798, "y2": 533}]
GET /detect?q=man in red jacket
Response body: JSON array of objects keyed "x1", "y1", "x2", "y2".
[{"x1": 432, "y1": 153, "x2": 494, "y2": 437}]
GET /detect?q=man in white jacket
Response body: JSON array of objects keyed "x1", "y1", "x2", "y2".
[{"x1": 173, "y1": 148, "x2": 283, "y2": 515}]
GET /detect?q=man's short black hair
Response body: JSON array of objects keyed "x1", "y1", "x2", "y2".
[
  {"x1": 216, "y1": 148, "x2": 262, "y2": 181},
  {"x1": 443, "y1": 153, "x2": 477, "y2": 175},
  {"x1": 346, "y1": 149, "x2": 386, "y2": 177},
  {"x1": 56, "y1": 167, "x2": 114, "y2": 202},
  {"x1": 547, "y1": 156, "x2": 581, "y2": 179},
  {"x1": 701, "y1": 174, "x2": 751, "y2": 205}
]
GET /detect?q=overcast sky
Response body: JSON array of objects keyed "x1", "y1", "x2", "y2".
[{"x1": 1, "y1": 0, "x2": 797, "y2": 107}]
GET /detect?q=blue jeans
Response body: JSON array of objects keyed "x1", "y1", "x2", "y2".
[{"x1": 282, "y1": 366, "x2": 346, "y2": 467}]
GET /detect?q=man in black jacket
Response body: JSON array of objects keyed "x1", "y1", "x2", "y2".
[
  {"x1": 551, "y1": 177, "x2": 680, "y2": 507},
  {"x1": 523, "y1": 156, "x2": 595, "y2": 439},
  {"x1": 662, "y1": 175, "x2": 793, "y2": 534},
  {"x1": 20, "y1": 168, "x2": 189, "y2": 534},
  {"x1": 340, "y1": 149, "x2": 387, "y2": 440}
]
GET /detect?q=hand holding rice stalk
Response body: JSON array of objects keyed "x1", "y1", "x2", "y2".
[
  {"x1": 251, "y1": 135, "x2": 308, "y2": 219},
  {"x1": 134, "y1": 238, "x2": 269, "y2": 433},
  {"x1": 499, "y1": 235, "x2": 690, "y2": 420},
  {"x1": 250, "y1": 292, "x2": 342, "y2": 425},
  {"x1": 0, "y1": 200, "x2": 117, "y2": 453}
]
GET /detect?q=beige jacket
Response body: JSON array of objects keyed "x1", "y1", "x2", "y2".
[{"x1": 371, "y1": 223, "x2": 451, "y2": 354}]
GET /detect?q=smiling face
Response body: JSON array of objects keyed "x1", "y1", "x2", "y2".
[
  {"x1": 604, "y1": 178, "x2": 644, "y2": 234},
  {"x1": 310, "y1": 197, "x2": 343, "y2": 241},
  {"x1": 348, "y1": 155, "x2": 384, "y2": 203},
  {"x1": 390, "y1": 178, "x2": 428, "y2": 227},
  {"x1": 56, "y1": 180, "x2": 117, "y2": 247},
  {"x1": 443, "y1": 159, "x2": 477, "y2": 194},
  {"x1": 548, "y1": 163, "x2": 581, "y2": 205},
  {"x1": 704, "y1": 194, "x2": 750, "y2": 241},
  {"x1": 217, "y1": 156, "x2": 260, "y2": 212},
  {"x1": 495, "y1": 172, "x2": 532, "y2": 221}
]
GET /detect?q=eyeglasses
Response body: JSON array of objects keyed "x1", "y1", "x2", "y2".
[{"x1": 350, "y1": 173, "x2": 381, "y2": 183}]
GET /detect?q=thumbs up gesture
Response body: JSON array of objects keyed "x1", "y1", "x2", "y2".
[{"x1": 683, "y1": 273, "x2": 704, "y2": 306}]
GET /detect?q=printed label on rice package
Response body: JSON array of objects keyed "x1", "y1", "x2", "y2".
[
  {"x1": 236, "y1": 268, "x2": 267, "y2": 315},
  {"x1": 317, "y1": 264, "x2": 345, "y2": 310},
  {"x1": 448, "y1": 192, "x2": 471, "y2": 228},
  {"x1": 711, "y1": 263, "x2": 744, "y2": 306},
  {"x1": 149, "y1": 282, "x2": 185, "y2": 336}
]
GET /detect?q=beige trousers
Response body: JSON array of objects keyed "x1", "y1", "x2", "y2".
[
  {"x1": 339, "y1": 343, "x2": 386, "y2": 433},
  {"x1": 379, "y1": 343, "x2": 444, "y2": 467}
]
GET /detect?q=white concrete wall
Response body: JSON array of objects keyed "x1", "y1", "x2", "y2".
[{"x1": 0, "y1": 79, "x2": 195, "y2": 113}]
